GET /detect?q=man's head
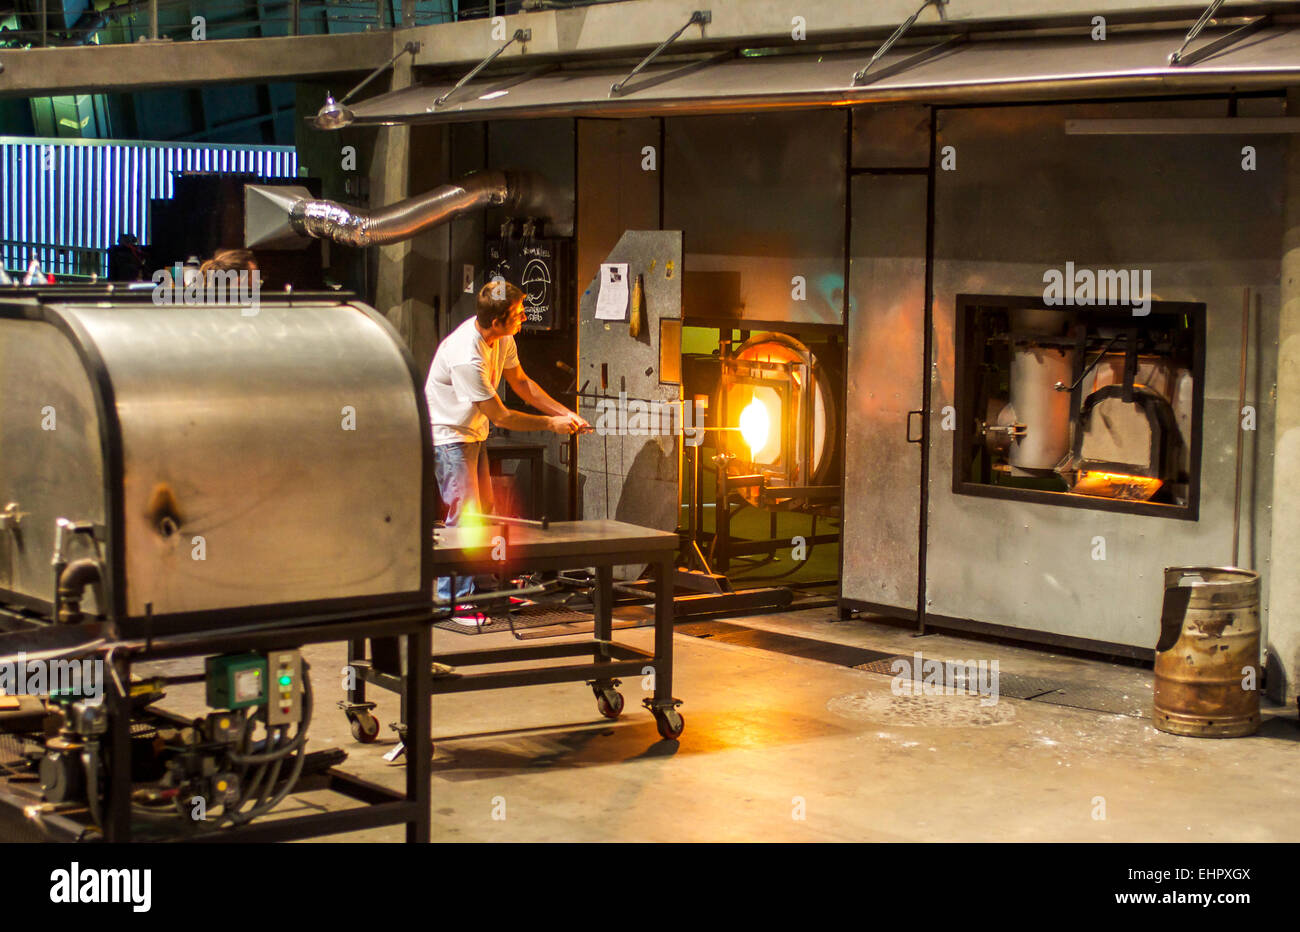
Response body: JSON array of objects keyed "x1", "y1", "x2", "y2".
[
  {"x1": 477, "y1": 279, "x2": 526, "y2": 338},
  {"x1": 200, "y1": 249, "x2": 258, "y2": 273}
]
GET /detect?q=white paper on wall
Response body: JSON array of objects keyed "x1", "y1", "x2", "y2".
[{"x1": 595, "y1": 263, "x2": 629, "y2": 320}]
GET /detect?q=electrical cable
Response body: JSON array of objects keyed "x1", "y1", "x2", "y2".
[
  {"x1": 232, "y1": 731, "x2": 306, "y2": 825},
  {"x1": 226, "y1": 722, "x2": 306, "y2": 765},
  {"x1": 241, "y1": 725, "x2": 285, "y2": 821},
  {"x1": 225, "y1": 711, "x2": 273, "y2": 822},
  {"x1": 225, "y1": 665, "x2": 313, "y2": 766},
  {"x1": 122, "y1": 665, "x2": 312, "y2": 831},
  {"x1": 228, "y1": 669, "x2": 312, "y2": 825}
]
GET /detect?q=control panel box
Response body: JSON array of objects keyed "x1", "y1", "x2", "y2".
[
  {"x1": 206, "y1": 653, "x2": 267, "y2": 711},
  {"x1": 265, "y1": 649, "x2": 303, "y2": 726}
]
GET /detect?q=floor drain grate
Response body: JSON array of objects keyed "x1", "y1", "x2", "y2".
[
  {"x1": 678, "y1": 624, "x2": 1151, "y2": 719},
  {"x1": 854, "y1": 658, "x2": 1054, "y2": 697},
  {"x1": 854, "y1": 658, "x2": 1148, "y2": 718},
  {"x1": 1032, "y1": 685, "x2": 1150, "y2": 718},
  {"x1": 678, "y1": 621, "x2": 898, "y2": 667}
]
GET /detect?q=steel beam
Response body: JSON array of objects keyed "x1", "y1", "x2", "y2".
[
  {"x1": 405, "y1": 0, "x2": 1276, "y2": 70},
  {"x1": 0, "y1": 30, "x2": 394, "y2": 99},
  {"x1": 0, "y1": 0, "x2": 1283, "y2": 100}
]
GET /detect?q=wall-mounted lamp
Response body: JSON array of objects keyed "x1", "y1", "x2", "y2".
[
  {"x1": 314, "y1": 94, "x2": 353, "y2": 130},
  {"x1": 314, "y1": 40, "x2": 420, "y2": 130}
]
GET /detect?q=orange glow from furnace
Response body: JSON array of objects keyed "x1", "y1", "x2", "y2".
[
  {"x1": 1073, "y1": 471, "x2": 1163, "y2": 501},
  {"x1": 739, "y1": 397, "x2": 770, "y2": 460}
]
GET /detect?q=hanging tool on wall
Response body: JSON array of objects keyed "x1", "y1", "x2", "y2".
[{"x1": 629, "y1": 272, "x2": 646, "y2": 339}]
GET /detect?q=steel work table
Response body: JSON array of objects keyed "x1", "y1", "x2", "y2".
[{"x1": 344, "y1": 519, "x2": 685, "y2": 745}]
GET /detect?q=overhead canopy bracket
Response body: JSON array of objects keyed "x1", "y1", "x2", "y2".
[
  {"x1": 852, "y1": 0, "x2": 951, "y2": 86},
  {"x1": 341, "y1": 21, "x2": 1300, "y2": 127},
  {"x1": 436, "y1": 28, "x2": 532, "y2": 108},
  {"x1": 610, "y1": 10, "x2": 711, "y2": 97},
  {"x1": 607, "y1": 49, "x2": 735, "y2": 99},
  {"x1": 854, "y1": 32, "x2": 966, "y2": 86},
  {"x1": 1168, "y1": 0, "x2": 1270, "y2": 67}
]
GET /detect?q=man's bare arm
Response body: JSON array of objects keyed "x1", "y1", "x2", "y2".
[
  {"x1": 474, "y1": 393, "x2": 577, "y2": 434},
  {"x1": 503, "y1": 366, "x2": 571, "y2": 417},
  {"x1": 503, "y1": 366, "x2": 589, "y2": 429}
]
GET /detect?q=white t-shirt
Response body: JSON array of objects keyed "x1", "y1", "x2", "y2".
[{"x1": 425, "y1": 315, "x2": 520, "y2": 445}]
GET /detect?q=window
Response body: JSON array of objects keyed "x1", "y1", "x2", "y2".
[{"x1": 952, "y1": 294, "x2": 1204, "y2": 519}]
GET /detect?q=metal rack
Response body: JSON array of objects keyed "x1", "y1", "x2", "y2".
[{"x1": 0, "y1": 606, "x2": 434, "y2": 843}]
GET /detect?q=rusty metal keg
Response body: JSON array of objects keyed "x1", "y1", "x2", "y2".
[{"x1": 1153, "y1": 567, "x2": 1260, "y2": 737}]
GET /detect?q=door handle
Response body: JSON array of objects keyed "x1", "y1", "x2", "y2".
[{"x1": 906, "y1": 410, "x2": 924, "y2": 444}]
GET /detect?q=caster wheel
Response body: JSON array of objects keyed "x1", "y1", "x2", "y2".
[
  {"x1": 653, "y1": 708, "x2": 684, "y2": 740},
  {"x1": 596, "y1": 688, "x2": 624, "y2": 719},
  {"x1": 350, "y1": 711, "x2": 381, "y2": 743}
]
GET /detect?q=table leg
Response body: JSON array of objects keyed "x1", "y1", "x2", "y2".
[
  {"x1": 405, "y1": 623, "x2": 432, "y2": 843},
  {"x1": 105, "y1": 651, "x2": 133, "y2": 841},
  {"x1": 532, "y1": 451, "x2": 544, "y2": 521},
  {"x1": 646, "y1": 555, "x2": 684, "y2": 739},
  {"x1": 594, "y1": 564, "x2": 613, "y2": 662},
  {"x1": 588, "y1": 563, "x2": 624, "y2": 718},
  {"x1": 348, "y1": 638, "x2": 366, "y2": 704},
  {"x1": 653, "y1": 555, "x2": 673, "y2": 703}
]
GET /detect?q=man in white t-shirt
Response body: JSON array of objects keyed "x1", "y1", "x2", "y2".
[{"x1": 426, "y1": 279, "x2": 589, "y2": 606}]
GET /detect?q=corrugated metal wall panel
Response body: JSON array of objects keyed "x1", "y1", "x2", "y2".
[{"x1": 1, "y1": 138, "x2": 297, "y2": 277}]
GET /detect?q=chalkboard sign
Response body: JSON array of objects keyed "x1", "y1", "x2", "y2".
[{"x1": 485, "y1": 237, "x2": 568, "y2": 331}]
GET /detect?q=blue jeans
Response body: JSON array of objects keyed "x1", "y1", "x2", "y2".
[{"x1": 434, "y1": 441, "x2": 494, "y2": 602}]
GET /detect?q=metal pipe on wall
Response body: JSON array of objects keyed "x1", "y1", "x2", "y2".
[
  {"x1": 1232, "y1": 287, "x2": 1250, "y2": 567},
  {"x1": 250, "y1": 170, "x2": 556, "y2": 249}
]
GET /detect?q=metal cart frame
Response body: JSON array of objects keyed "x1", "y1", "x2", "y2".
[
  {"x1": 0, "y1": 607, "x2": 434, "y2": 843},
  {"x1": 343, "y1": 520, "x2": 685, "y2": 745}
]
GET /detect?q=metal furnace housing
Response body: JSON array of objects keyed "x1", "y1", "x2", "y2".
[{"x1": 0, "y1": 290, "x2": 433, "y2": 635}]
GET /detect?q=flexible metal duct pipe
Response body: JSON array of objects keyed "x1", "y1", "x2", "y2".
[{"x1": 247, "y1": 170, "x2": 553, "y2": 250}]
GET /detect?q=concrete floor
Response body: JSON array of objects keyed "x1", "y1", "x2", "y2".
[{"x1": 148, "y1": 608, "x2": 1300, "y2": 842}]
